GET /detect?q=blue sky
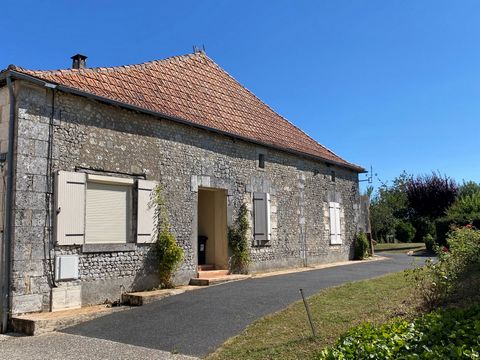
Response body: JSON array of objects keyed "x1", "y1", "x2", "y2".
[{"x1": 2, "y1": 1, "x2": 479, "y2": 191}]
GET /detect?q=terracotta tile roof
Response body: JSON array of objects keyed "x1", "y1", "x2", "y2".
[{"x1": 9, "y1": 52, "x2": 363, "y2": 171}]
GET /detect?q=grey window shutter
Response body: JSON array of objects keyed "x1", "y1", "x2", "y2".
[
  {"x1": 55, "y1": 171, "x2": 86, "y2": 245},
  {"x1": 253, "y1": 192, "x2": 267, "y2": 242}
]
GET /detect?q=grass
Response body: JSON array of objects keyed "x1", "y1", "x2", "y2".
[
  {"x1": 206, "y1": 271, "x2": 423, "y2": 360},
  {"x1": 374, "y1": 242, "x2": 425, "y2": 253}
]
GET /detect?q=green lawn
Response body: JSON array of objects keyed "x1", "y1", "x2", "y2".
[
  {"x1": 206, "y1": 271, "x2": 422, "y2": 360},
  {"x1": 374, "y1": 242, "x2": 425, "y2": 253}
]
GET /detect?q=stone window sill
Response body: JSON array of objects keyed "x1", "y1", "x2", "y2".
[{"x1": 82, "y1": 243, "x2": 137, "y2": 253}]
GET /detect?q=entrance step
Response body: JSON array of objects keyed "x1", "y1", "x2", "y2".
[
  {"x1": 189, "y1": 274, "x2": 251, "y2": 286},
  {"x1": 11, "y1": 305, "x2": 128, "y2": 336},
  {"x1": 197, "y1": 264, "x2": 215, "y2": 271},
  {"x1": 197, "y1": 269, "x2": 229, "y2": 279}
]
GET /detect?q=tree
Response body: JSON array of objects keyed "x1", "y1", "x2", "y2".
[
  {"x1": 457, "y1": 181, "x2": 480, "y2": 200},
  {"x1": 369, "y1": 172, "x2": 411, "y2": 242},
  {"x1": 406, "y1": 172, "x2": 457, "y2": 220}
]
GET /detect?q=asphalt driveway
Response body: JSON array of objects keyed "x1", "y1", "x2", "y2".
[{"x1": 62, "y1": 253, "x2": 429, "y2": 357}]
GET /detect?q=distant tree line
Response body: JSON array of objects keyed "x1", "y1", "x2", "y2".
[{"x1": 369, "y1": 172, "x2": 480, "y2": 248}]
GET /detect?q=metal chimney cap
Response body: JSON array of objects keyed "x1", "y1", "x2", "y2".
[
  {"x1": 71, "y1": 54, "x2": 88, "y2": 69},
  {"x1": 71, "y1": 54, "x2": 88, "y2": 60}
]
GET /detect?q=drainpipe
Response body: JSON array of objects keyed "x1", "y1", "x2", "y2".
[{"x1": 1, "y1": 74, "x2": 16, "y2": 333}]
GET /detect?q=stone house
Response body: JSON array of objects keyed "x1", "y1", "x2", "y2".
[{"x1": 0, "y1": 51, "x2": 364, "y2": 329}]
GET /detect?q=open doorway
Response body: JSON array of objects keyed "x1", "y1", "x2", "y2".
[{"x1": 197, "y1": 188, "x2": 228, "y2": 270}]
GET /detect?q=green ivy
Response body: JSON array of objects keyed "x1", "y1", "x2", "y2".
[
  {"x1": 152, "y1": 185, "x2": 184, "y2": 288},
  {"x1": 228, "y1": 203, "x2": 250, "y2": 274}
]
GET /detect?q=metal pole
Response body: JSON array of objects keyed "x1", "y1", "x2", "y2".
[{"x1": 299, "y1": 288, "x2": 317, "y2": 338}]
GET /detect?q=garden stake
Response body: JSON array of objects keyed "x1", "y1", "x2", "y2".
[{"x1": 299, "y1": 288, "x2": 317, "y2": 338}]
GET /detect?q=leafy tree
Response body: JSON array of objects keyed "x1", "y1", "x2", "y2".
[
  {"x1": 395, "y1": 221, "x2": 416, "y2": 243},
  {"x1": 406, "y1": 172, "x2": 457, "y2": 219},
  {"x1": 369, "y1": 172, "x2": 410, "y2": 242},
  {"x1": 447, "y1": 191, "x2": 480, "y2": 218},
  {"x1": 458, "y1": 180, "x2": 480, "y2": 200}
]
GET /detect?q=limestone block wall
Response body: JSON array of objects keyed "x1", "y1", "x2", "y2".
[{"x1": 9, "y1": 80, "x2": 361, "y2": 314}]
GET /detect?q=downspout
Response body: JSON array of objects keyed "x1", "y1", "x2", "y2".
[{"x1": 1, "y1": 74, "x2": 16, "y2": 333}]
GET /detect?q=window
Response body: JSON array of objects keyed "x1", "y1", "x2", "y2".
[
  {"x1": 329, "y1": 202, "x2": 342, "y2": 245},
  {"x1": 331, "y1": 170, "x2": 336, "y2": 182},
  {"x1": 258, "y1": 153, "x2": 265, "y2": 169},
  {"x1": 85, "y1": 181, "x2": 131, "y2": 244},
  {"x1": 55, "y1": 171, "x2": 157, "y2": 245},
  {"x1": 253, "y1": 192, "x2": 271, "y2": 245}
]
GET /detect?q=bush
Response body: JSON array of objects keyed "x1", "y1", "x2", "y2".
[
  {"x1": 155, "y1": 228, "x2": 184, "y2": 288},
  {"x1": 435, "y1": 213, "x2": 480, "y2": 247},
  {"x1": 408, "y1": 226, "x2": 480, "y2": 309},
  {"x1": 423, "y1": 233, "x2": 435, "y2": 251},
  {"x1": 317, "y1": 305, "x2": 480, "y2": 359},
  {"x1": 394, "y1": 221, "x2": 416, "y2": 243},
  {"x1": 354, "y1": 232, "x2": 369, "y2": 260},
  {"x1": 411, "y1": 216, "x2": 435, "y2": 243}
]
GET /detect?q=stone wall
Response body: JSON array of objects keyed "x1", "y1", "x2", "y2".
[
  {"x1": 0, "y1": 86, "x2": 9, "y2": 232},
  {"x1": 10, "y1": 80, "x2": 361, "y2": 314}
]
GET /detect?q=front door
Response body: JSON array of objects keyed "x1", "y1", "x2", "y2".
[{"x1": 197, "y1": 188, "x2": 228, "y2": 269}]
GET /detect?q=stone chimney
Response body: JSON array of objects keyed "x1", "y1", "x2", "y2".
[{"x1": 71, "y1": 54, "x2": 87, "y2": 69}]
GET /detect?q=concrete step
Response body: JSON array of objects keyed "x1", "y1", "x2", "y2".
[
  {"x1": 197, "y1": 270, "x2": 229, "y2": 279},
  {"x1": 122, "y1": 289, "x2": 186, "y2": 306},
  {"x1": 11, "y1": 305, "x2": 128, "y2": 336},
  {"x1": 189, "y1": 274, "x2": 251, "y2": 286},
  {"x1": 197, "y1": 264, "x2": 215, "y2": 271}
]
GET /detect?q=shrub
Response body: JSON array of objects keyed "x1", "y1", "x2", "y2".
[
  {"x1": 435, "y1": 213, "x2": 480, "y2": 246},
  {"x1": 228, "y1": 203, "x2": 251, "y2": 274},
  {"x1": 407, "y1": 226, "x2": 480, "y2": 309},
  {"x1": 152, "y1": 185, "x2": 184, "y2": 288},
  {"x1": 423, "y1": 233, "x2": 435, "y2": 251},
  {"x1": 155, "y1": 228, "x2": 184, "y2": 288},
  {"x1": 354, "y1": 232, "x2": 369, "y2": 260},
  {"x1": 394, "y1": 221, "x2": 416, "y2": 243},
  {"x1": 317, "y1": 305, "x2": 480, "y2": 359},
  {"x1": 411, "y1": 216, "x2": 435, "y2": 243}
]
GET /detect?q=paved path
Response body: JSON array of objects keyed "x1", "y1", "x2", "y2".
[
  {"x1": 59, "y1": 253, "x2": 429, "y2": 357},
  {"x1": 0, "y1": 332, "x2": 198, "y2": 360}
]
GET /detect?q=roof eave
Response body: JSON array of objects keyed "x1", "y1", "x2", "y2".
[{"x1": 3, "y1": 69, "x2": 365, "y2": 173}]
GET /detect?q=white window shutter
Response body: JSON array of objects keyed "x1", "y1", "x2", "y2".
[
  {"x1": 137, "y1": 180, "x2": 158, "y2": 243},
  {"x1": 55, "y1": 171, "x2": 86, "y2": 245},
  {"x1": 329, "y1": 202, "x2": 337, "y2": 244},
  {"x1": 335, "y1": 203, "x2": 342, "y2": 244}
]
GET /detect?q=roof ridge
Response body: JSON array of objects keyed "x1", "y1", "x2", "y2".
[
  {"x1": 202, "y1": 54, "x2": 345, "y2": 162},
  {"x1": 8, "y1": 52, "x2": 202, "y2": 75}
]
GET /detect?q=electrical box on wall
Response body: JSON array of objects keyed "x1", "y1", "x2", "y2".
[{"x1": 55, "y1": 255, "x2": 79, "y2": 281}]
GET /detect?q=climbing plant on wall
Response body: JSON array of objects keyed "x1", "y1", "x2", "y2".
[
  {"x1": 152, "y1": 185, "x2": 184, "y2": 288},
  {"x1": 228, "y1": 203, "x2": 251, "y2": 274}
]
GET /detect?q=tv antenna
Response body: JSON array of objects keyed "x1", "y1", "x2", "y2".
[
  {"x1": 193, "y1": 44, "x2": 206, "y2": 54},
  {"x1": 359, "y1": 165, "x2": 376, "y2": 184}
]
